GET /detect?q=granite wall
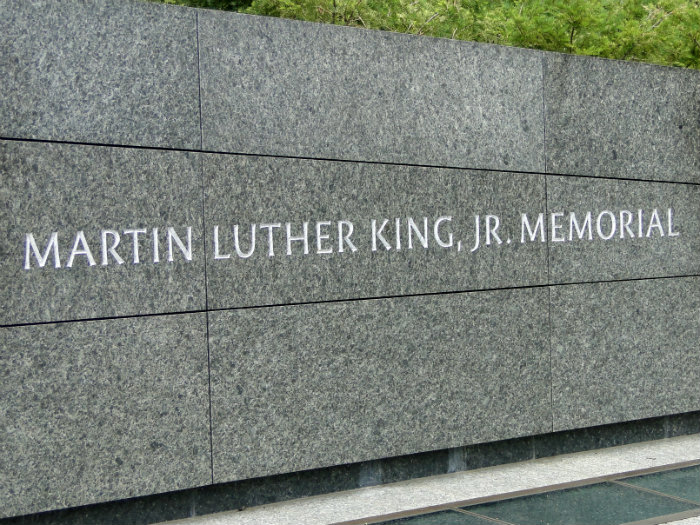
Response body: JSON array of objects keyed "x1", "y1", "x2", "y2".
[{"x1": 1, "y1": 0, "x2": 699, "y2": 518}]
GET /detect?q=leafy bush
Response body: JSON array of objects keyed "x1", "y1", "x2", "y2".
[{"x1": 148, "y1": 0, "x2": 700, "y2": 68}]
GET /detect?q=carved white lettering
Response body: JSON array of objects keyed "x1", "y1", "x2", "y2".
[
  {"x1": 259, "y1": 223, "x2": 281, "y2": 257},
  {"x1": 569, "y1": 212, "x2": 593, "y2": 241},
  {"x1": 213, "y1": 225, "x2": 231, "y2": 259},
  {"x1": 66, "y1": 231, "x2": 96, "y2": 267},
  {"x1": 286, "y1": 222, "x2": 309, "y2": 256},
  {"x1": 153, "y1": 228, "x2": 160, "y2": 263},
  {"x1": 395, "y1": 218, "x2": 401, "y2": 251},
  {"x1": 338, "y1": 221, "x2": 357, "y2": 253},
  {"x1": 372, "y1": 219, "x2": 391, "y2": 251},
  {"x1": 24, "y1": 232, "x2": 61, "y2": 269},
  {"x1": 638, "y1": 209, "x2": 644, "y2": 238},
  {"x1": 407, "y1": 217, "x2": 428, "y2": 249},
  {"x1": 233, "y1": 224, "x2": 256, "y2": 258},
  {"x1": 551, "y1": 212, "x2": 565, "y2": 242},
  {"x1": 167, "y1": 227, "x2": 192, "y2": 262},
  {"x1": 123, "y1": 228, "x2": 146, "y2": 264},
  {"x1": 485, "y1": 215, "x2": 501, "y2": 246},
  {"x1": 433, "y1": 216, "x2": 453, "y2": 248},
  {"x1": 646, "y1": 208, "x2": 664, "y2": 237},
  {"x1": 101, "y1": 230, "x2": 124, "y2": 266},
  {"x1": 316, "y1": 221, "x2": 332, "y2": 254},
  {"x1": 471, "y1": 215, "x2": 481, "y2": 252},
  {"x1": 619, "y1": 210, "x2": 635, "y2": 239},
  {"x1": 521, "y1": 213, "x2": 545, "y2": 243},
  {"x1": 596, "y1": 211, "x2": 616, "y2": 240},
  {"x1": 668, "y1": 208, "x2": 680, "y2": 237},
  {"x1": 18, "y1": 205, "x2": 683, "y2": 272}
]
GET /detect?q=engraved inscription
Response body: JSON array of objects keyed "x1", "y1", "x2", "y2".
[{"x1": 22, "y1": 208, "x2": 680, "y2": 270}]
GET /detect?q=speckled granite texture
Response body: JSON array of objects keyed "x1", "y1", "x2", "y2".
[
  {"x1": 550, "y1": 277, "x2": 700, "y2": 431},
  {"x1": 547, "y1": 176, "x2": 700, "y2": 283},
  {"x1": 0, "y1": 141, "x2": 205, "y2": 325},
  {"x1": 544, "y1": 53, "x2": 700, "y2": 183},
  {"x1": 209, "y1": 288, "x2": 551, "y2": 482},
  {"x1": 0, "y1": 0, "x2": 200, "y2": 149},
  {"x1": 204, "y1": 154, "x2": 547, "y2": 309},
  {"x1": 0, "y1": 313, "x2": 210, "y2": 518},
  {"x1": 198, "y1": 11, "x2": 545, "y2": 172},
  {"x1": 2, "y1": 0, "x2": 700, "y2": 521}
]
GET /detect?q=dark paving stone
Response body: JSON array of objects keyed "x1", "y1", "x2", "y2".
[
  {"x1": 466, "y1": 436, "x2": 535, "y2": 470},
  {"x1": 380, "y1": 449, "x2": 451, "y2": 485},
  {"x1": 665, "y1": 413, "x2": 700, "y2": 438},
  {"x1": 194, "y1": 464, "x2": 363, "y2": 515},
  {"x1": 535, "y1": 417, "x2": 667, "y2": 458},
  {"x1": 0, "y1": 491, "x2": 195, "y2": 525}
]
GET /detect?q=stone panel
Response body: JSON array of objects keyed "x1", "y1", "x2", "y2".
[
  {"x1": 545, "y1": 54, "x2": 700, "y2": 183},
  {"x1": 0, "y1": 0, "x2": 200, "y2": 149},
  {"x1": 198, "y1": 12, "x2": 545, "y2": 171},
  {"x1": 0, "y1": 313, "x2": 210, "y2": 517},
  {"x1": 547, "y1": 176, "x2": 700, "y2": 283},
  {"x1": 551, "y1": 278, "x2": 700, "y2": 431},
  {"x1": 204, "y1": 154, "x2": 547, "y2": 309},
  {"x1": 210, "y1": 287, "x2": 551, "y2": 482},
  {"x1": 0, "y1": 141, "x2": 205, "y2": 325}
]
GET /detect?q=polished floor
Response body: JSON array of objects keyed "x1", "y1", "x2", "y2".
[
  {"x1": 364, "y1": 465, "x2": 700, "y2": 524},
  {"x1": 158, "y1": 435, "x2": 700, "y2": 525}
]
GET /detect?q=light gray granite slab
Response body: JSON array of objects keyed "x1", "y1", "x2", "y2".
[
  {"x1": 544, "y1": 54, "x2": 700, "y2": 183},
  {"x1": 0, "y1": 313, "x2": 210, "y2": 518},
  {"x1": 547, "y1": 176, "x2": 700, "y2": 283},
  {"x1": 0, "y1": 141, "x2": 205, "y2": 325},
  {"x1": 204, "y1": 155, "x2": 547, "y2": 309},
  {"x1": 209, "y1": 287, "x2": 551, "y2": 482},
  {"x1": 198, "y1": 12, "x2": 545, "y2": 171},
  {"x1": 0, "y1": 0, "x2": 200, "y2": 149},
  {"x1": 551, "y1": 277, "x2": 700, "y2": 431}
]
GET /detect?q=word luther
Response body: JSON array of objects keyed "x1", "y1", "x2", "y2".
[
  {"x1": 24, "y1": 227, "x2": 193, "y2": 269},
  {"x1": 213, "y1": 221, "x2": 358, "y2": 259}
]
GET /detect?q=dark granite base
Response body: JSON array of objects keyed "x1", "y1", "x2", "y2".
[{"x1": 4, "y1": 412, "x2": 697, "y2": 525}]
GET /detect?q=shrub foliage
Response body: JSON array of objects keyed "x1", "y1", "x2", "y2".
[{"x1": 150, "y1": 0, "x2": 700, "y2": 68}]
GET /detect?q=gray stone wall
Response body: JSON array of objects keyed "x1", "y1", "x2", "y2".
[{"x1": 1, "y1": 0, "x2": 698, "y2": 518}]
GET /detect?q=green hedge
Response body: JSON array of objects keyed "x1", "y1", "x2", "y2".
[{"x1": 149, "y1": 0, "x2": 700, "y2": 69}]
